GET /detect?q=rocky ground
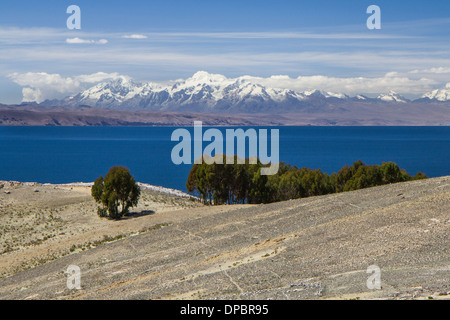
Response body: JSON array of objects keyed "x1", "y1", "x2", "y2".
[
  {"x1": 0, "y1": 181, "x2": 206, "y2": 278},
  {"x1": 0, "y1": 177, "x2": 448, "y2": 300}
]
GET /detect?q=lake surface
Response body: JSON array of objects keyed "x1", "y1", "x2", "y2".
[{"x1": 0, "y1": 126, "x2": 449, "y2": 192}]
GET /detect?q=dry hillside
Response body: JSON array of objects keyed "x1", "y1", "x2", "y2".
[{"x1": 0, "y1": 177, "x2": 448, "y2": 300}]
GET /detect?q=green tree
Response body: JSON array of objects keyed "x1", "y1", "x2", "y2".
[
  {"x1": 413, "y1": 172, "x2": 428, "y2": 180},
  {"x1": 185, "y1": 157, "x2": 427, "y2": 206},
  {"x1": 380, "y1": 162, "x2": 403, "y2": 184},
  {"x1": 91, "y1": 175, "x2": 104, "y2": 203},
  {"x1": 247, "y1": 162, "x2": 269, "y2": 204},
  {"x1": 91, "y1": 166, "x2": 141, "y2": 219}
]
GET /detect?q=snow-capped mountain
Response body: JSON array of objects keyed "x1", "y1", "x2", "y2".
[
  {"x1": 40, "y1": 71, "x2": 447, "y2": 113},
  {"x1": 422, "y1": 83, "x2": 450, "y2": 101},
  {"x1": 377, "y1": 91, "x2": 409, "y2": 103},
  {"x1": 56, "y1": 71, "x2": 315, "y2": 112}
]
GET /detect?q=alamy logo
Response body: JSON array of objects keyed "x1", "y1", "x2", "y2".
[
  {"x1": 67, "y1": 5, "x2": 81, "y2": 30},
  {"x1": 366, "y1": 265, "x2": 381, "y2": 290},
  {"x1": 66, "y1": 265, "x2": 81, "y2": 290},
  {"x1": 367, "y1": 5, "x2": 381, "y2": 30},
  {"x1": 171, "y1": 121, "x2": 279, "y2": 175}
]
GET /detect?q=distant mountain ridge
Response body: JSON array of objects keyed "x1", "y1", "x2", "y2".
[
  {"x1": 421, "y1": 83, "x2": 450, "y2": 101},
  {"x1": 38, "y1": 71, "x2": 450, "y2": 113}
]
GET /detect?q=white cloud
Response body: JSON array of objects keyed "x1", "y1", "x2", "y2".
[
  {"x1": 66, "y1": 37, "x2": 93, "y2": 44},
  {"x1": 9, "y1": 72, "x2": 80, "y2": 102},
  {"x1": 409, "y1": 67, "x2": 450, "y2": 74},
  {"x1": 75, "y1": 72, "x2": 130, "y2": 83},
  {"x1": 66, "y1": 37, "x2": 108, "y2": 44},
  {"x1": 241, "y1": 73, "x2": 437, "y2": 97},
  {"x1": 122, "y1": 34, "x2": 148, "y2": 39},
  {"x1": 8, "y1": 72, "x2": 127, "y2": 103},
  {"x1": 139, "y1": 32, "x2": 410, "y2": 40},
  {"x1": 21, "y1": 87, "x2": 43, "y2": 103}
]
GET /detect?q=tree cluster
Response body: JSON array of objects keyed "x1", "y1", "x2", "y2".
[
  {"x1": 91, "y1": 166, "x2": 141, "y2": 219},
  {"x1": 186, "y1": 157, "x2": 427, "y2": 205}
]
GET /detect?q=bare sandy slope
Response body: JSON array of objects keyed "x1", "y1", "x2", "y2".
[
  {"x1": 0, "y1": 181, "x2": 238, "y2": 278},
  {"x1": 0, "y1": 177, "x2": 449, "y2": 300}
]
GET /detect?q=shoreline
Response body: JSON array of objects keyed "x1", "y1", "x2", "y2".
[
  {"x1": 1, "y1": 102, "x2": 450, "y2": 126},
  {"x1": 0, "y1": 180, "x2": 197, "y2": 200},
  {"x1": 2, "y1": 124, "x2": 450, "y2": 128}
]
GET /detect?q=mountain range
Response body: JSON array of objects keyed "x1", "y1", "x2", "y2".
[
  {"x1": 38, "y1": 71, "x2": 450, "y2": 113},
  {"x1": 2, "y1": 71, "x2": 448, "y2": 126}
]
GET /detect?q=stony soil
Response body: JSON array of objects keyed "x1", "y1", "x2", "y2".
[{"x1": 0, "y1": 177, "x2": 448, "y2": 300}]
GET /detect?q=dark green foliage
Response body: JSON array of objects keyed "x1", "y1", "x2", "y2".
[
  {"x1": 186, "y1": 155, "x2": 270, "y2": 205},
  {"x1": 91, "y1": 166, "x2": 141, "y2": 219},
  {"x1": 337, "y1": 161, "x2": 416, "y2": 192},
  {"x1": 186, "y1": 158, "x2": 427, "y2": 205},
  {"x1": 413, "y1": 172, "x2": 428, "y2": 180},
  {"x1": 91, "y1": 176, "x2": 104, "y2": 203},
  {"x1": 97, "y1": 207, "x2": 108, "y2": 218}
]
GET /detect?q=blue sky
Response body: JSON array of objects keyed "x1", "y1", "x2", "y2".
[{"x1": 1, "y1": 0, "x2": 450, "y2": 103}]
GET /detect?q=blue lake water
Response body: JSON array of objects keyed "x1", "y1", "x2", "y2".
[{"x1": 0, "y1": 126, "x2": 449, "y2": 192}]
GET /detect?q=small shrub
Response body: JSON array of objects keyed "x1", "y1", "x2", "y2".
[{"x1": 97, "y1": 207, "x2": 108, "y2": 218}]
